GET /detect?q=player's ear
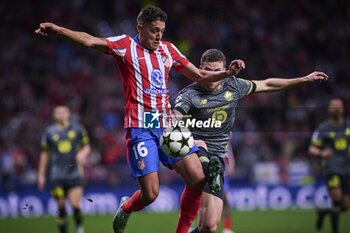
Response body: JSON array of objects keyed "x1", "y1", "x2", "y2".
[{"x1": 136, "y1": 24, "x2": 142, "y2": 33}]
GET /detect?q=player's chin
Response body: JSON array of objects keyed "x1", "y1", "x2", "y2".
[{"x1": 152, "y1": 42, "x2": 160, "y2": 50}]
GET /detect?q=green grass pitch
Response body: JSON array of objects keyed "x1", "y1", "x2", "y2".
[{"x1": 1, "y1": 209, "x2": 349, "y2": 233}]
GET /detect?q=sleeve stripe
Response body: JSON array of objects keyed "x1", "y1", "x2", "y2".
[
  {"x1": 106, "y1": 34, "x2": 127, "y2": 42},
  {"x1": 247, "y1": 81, "x2": 256, "y2": 95},
  {"x1": 311, "y1": 140, "x2": 323, "y2": 147},
  {"x1": 174, "y1": 106, "x2": 187, "y2": 115},
  {"x1": 170, "y1": 43, "x2": 187, "y2": 58}
]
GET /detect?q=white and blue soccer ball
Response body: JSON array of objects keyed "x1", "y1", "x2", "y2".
[{"x1": 160, "y1": 126, "x2": 194, "y2": 158}]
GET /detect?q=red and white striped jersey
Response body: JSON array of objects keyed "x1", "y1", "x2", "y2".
[{"x1": 104, "y1": 34, "x2": 189, "y2": 128}]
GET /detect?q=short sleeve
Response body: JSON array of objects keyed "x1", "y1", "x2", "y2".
[
  {"x1": 168, "y1": 43, "x2": 190, "y2": 71},
  {"x1": 174, "y1": 90, "x2": 192, "y2": 115},
  {"x1": 232, "y1": 77, "x2": 255, "y2": 99},
  {"x1": 78, "y1": 126, "x2": 90, "y2": 145},
  {"x1": 104, "y1": 34, "x2": 130, "y2": 57},
  {"x1": 226, "y1": 76, "x2": 256, "y2": 100},
  {"x1": 41, "y1": 130, "x2": 50, "y2": 151},
  {"x1": 311, "y1": 127, "x2": 324, "y2": 148}
]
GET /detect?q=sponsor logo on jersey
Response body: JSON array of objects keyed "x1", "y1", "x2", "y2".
[{"x1": 224, "y1": 91, "x2": 233, "y2": 101}]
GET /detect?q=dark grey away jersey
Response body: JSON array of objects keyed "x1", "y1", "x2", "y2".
[
  {"x1": 41, "y1": 123, "x2": 89, "y2": 181},
  {"x1": 311, "y1": 119, "x2": 350, "y2": 174},
  {"x1": 174, "y1": 76, "x2": 254, "y2": 158}
]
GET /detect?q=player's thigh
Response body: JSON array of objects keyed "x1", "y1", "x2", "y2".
[
  {"x1": 67, "y1": 186, "x2": 83, "y2": 208},
  {"x1": 198, "y1": 192, "x2": 223, "y2": 230},
  {"x1": 172, "y1": 153, "x2": 205, "y2": 188},
  {"x1": 327, "y1": 174, "x2": 343, "y2": 200},
  {"x1": 126, "y1": 129, "x2": 161, "y2": 178},
  {"x1": 51, "y1": 183, "x2": 66, "y2": 208}
]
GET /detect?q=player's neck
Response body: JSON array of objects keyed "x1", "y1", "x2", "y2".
[
  {"x1": 200, "y1": 83, "x2": 222, "y2": 92},
  {"x1": 329, "y1": 116, "x2": 344, "y2": 125},
  {"x1": 56, "y1": 121, "x2": 70, "y2": 129}
]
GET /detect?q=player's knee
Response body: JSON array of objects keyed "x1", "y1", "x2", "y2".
[
  {"x1": 187, "y1": 173, "x2": 206, "y2": 189},
  {"x1": 142, "y1": 189, "x2": 159, "y2": 205},
  {"x1": 199, "y1": 221, "x2": 218, "y2": 233},
  {"x1": 195, "y1": 140, "x2": 207, "y2": 151}
]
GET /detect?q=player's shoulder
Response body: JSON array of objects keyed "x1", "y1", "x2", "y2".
[
  {"x1": 159, "y1": 40, "x2": 179, "y2": 51},
  {"x1": 317, "y1": 120, "x2": 331, "y2": 131},
  {"x1": 223, "y1": 75, "x2": 244, "y2": 89},
  {"x1": 346, "y1": 118, "x2": 350, "y2": 126},
  {"x1": 160, "y1": 40, "x2": 172, "y2": 47},
  {"x1": 176, "y1": 83, "x2": 201, "y2": 104},
  {"x1": 105, "y1": 34, "x2": 132, "y2": 45},
  {"x1": 44, "y1": 124, "x2": 58, "y2": 134},
  {"x1": 70, "y1": 122, "x2": 84, "y2": 131},
  {"x1": 178, "y1": 83, "x2": 201, "y2": 96},
  {"x1": 106, "y1": 34, "x2": 130, "y2": 41}
]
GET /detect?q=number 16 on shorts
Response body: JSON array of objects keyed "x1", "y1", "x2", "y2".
[{"x1": 129, "y1": 140, "x2": 159, "y2": 177}]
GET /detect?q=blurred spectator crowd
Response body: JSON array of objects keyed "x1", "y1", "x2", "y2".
[{"x1": 1, "y1": 0, "x2": 349, "y2": 192}]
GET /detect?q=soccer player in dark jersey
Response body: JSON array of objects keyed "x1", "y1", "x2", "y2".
[
  {"x1": 35, "y1": 6, "x2": 244, "y2": 233},
  {"x1": 38, "y1": 106, "x2": 91, "y2": 233},
  {"x1": 309, "y1": 98, "x2": 350, "y2": 233},
  {"x1": 174, "y1": 49, "x2": 329, "y2": 233}
]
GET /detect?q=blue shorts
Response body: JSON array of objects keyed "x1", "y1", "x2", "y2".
[{"x1": 125, "y1": 128, "x2": 199, "y2": 178}]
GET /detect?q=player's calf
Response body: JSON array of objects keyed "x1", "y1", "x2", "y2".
[
  {"x1": 57, "y1": 207, "x2": 68, "y2": 233},
  {"x1": 73, "y1": 208, "x2": 84, "y2": 233}
]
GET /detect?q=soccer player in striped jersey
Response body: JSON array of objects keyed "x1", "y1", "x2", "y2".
[
  {"x1": 35, "y1": 6, "x2": 244, "y2": 233},
  {"x1": 309, "y1": 98, "x2": 350, "y2": 233},
  {"x1": 174, "y1": 49, "x2": 329, "y2": 233}
]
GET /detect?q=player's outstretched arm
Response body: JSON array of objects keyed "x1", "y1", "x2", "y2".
[
  {"x1": 179, "y1": 59, "x2": 245, "y2": 84},
  {"x1": 253, "y1": 71, "x2": 329, "y2": 93},
  {"x1": 35, "y1": 22, "x2": 108, "y2": 53}
]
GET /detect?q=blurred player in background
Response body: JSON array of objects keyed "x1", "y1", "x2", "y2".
[
  {"x1": 309, "y1": 97, "x2": 350, "y2": 233},
  {"x1": 35, "y1": 6, "x2": 244, "y2": 233},
  {"x1": 174, "y1": 49, "x2": 329, "y2": 233},
  {"x1": 38, "y1": 106, "x2": 91, "y2": 233}
]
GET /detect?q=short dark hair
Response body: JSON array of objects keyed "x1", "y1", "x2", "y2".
[
  {"x1": 200, "y1": 49, "x2": 226, "y2": 67},
  {"x1": 137, "y1": 6, "x2": 167, "y2": 24}
]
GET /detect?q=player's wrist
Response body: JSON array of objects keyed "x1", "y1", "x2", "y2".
[
  {"x1": 302, "y1": 75, "x2": 312, "y2": 83},
  {"x1": 225, "y1": 69, "x2": 232, "y2": 77},
  {"x1": 319, "y1": 150, "x2": 326, "y2": 158}
]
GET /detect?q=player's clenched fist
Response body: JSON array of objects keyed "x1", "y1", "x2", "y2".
[
  {"x1": 35, "y1": 22, "x2": 60, "y2": 36},
  {"x1": 305, "y1": 71, "x2": 329, "y2": 82},
  {"x1": 227, "y1": 59, "x2": 245, "y2": 76}
]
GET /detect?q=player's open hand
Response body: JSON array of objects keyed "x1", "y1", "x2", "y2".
[
  {"x1": 321, "y1": 148, "x2": 333, "y2": 158},
  {"x1": 305, "y1": 71, "x2": 329, "y2": 82},
  {"x1": 227, "y1": 59, "x2": 245, "y2": 76},
  {"x1": 35, "y1": 22, "x2": 59, "y2": 36}
]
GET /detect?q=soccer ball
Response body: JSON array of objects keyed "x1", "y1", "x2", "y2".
[{"x1": 160, "y1": 126, "x2": 194, "y2": 158}]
